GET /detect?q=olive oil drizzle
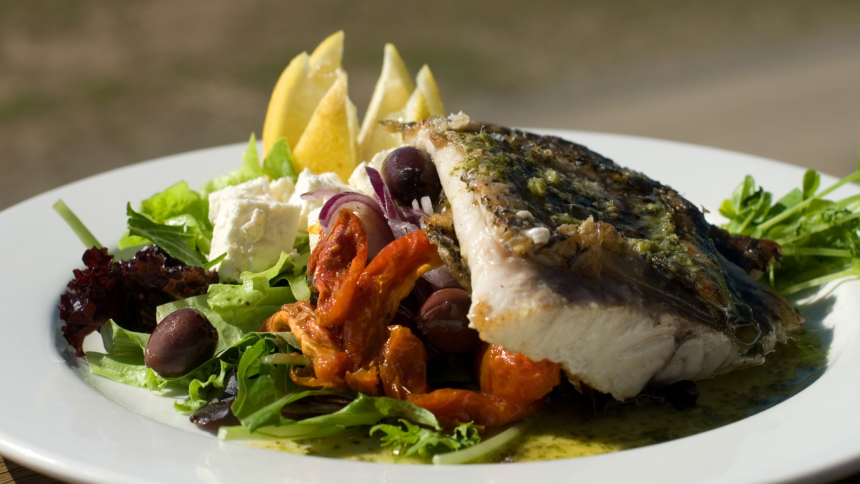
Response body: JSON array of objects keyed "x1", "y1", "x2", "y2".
[{"x1": 255, "y1": 329, "x2": 826, "y2": 463}]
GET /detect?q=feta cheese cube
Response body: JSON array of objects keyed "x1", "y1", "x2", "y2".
[
  {"x1": 207, "y1": 176, "x2": 296, "y2": 222},
  {"x1": 268, "y1": 176, "x2": 296, "y2": 203},
  {"x1": 209, "y1": 198, "x2": 300, "y2": 282},
  {"x1": 208, "y1": 177, "x2": 271, "y2": 222},
  {"x1": 288, "y1": 168, "x2": 352, "y2": 229},
  {"x1": 347, "y1": 162, "x2": 374, "y2": 197},
  {"x1": 347, "y1": 148, "x2": 394, "y2": 198},
  {"x1": 207, "y1": 175, "x2": 301, "y2": 282}
]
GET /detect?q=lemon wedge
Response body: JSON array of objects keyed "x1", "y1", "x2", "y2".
[
  {"x1": 358, "y1": 44, "x2": 415, "y2": 162},
  {"x1": 292, "y1": 71, "x2": 359, "y2": 181},
  {"x1": 262, "y1": 31, "x2": 345, "y2": 156},
  {"x1": 309, "y1": 30, "x2": 344, "y2": 77},
  {"x1": 403, "y1": 86, "x2": 432, "y2": 122},
  {"x1": 414, "y1": 64, "x2": 445, "y2": 118},
  {"x1": 393, "y1": 64, "x2": 446, "y2": 124}
]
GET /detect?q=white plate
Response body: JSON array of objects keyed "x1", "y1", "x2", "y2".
[{"x1": 1, "y1": 131, "x2": 859, "y2": 484}]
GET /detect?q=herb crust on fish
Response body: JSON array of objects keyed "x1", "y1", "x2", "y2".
[{"x1": 403, "y1": 114, "x2": 803, "y2": 400}]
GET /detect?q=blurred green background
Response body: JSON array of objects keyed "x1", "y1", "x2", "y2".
[{"x1": 1, "y1": 0, "x2": 859, "y2": 211}]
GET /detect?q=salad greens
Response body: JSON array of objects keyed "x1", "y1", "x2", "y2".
[
  {"x1": 156, "y1": 265, "x2": 298, "y2": 353},
  {"x1": 118, "y1": 135, "x2": 298, "y2": 267},
  {"x1": 220, "y1": 393, "x2": 444, "y2": 441},
  {"x1": 53, "y1": 200, "x2": 103, "y2": 249},
  {"x1": 125, "y1": 203, "x2": 208, "y2": 267},
  {"x1": 432, "y1": 420, "x2": 530, "y2": 465},
  {"x1": 371, "y1": 420, "x2": 480, "y2": 460},
  {"x1": 56, "y1": 134, "x2": 487, "y2": 463},
  {"x1": 720, "y1": 165, "x2": 860, "y2": 294},
  {"x1": 118, "y1": 181, "x2": 211, "y2": 255}
]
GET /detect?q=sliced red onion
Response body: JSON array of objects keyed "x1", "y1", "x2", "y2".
[
  {"x1": 318, "y1": 192, "x2": 394, "y2": 259},
  {"x1": 367, "y1": 166, "x2": 421, "y2": 238},
  {"x1": 366, "y1": 167, "x2": 401, "y2": 220},
  {"x1": 319, "y1": 192, "x2": 383, "y2": 227},
  {"x1": 422, "y1": 266, "x2": 460, "y2": 290},
  {"x1": 300, "y1": 189, "x2": 340, "y2": 201},
  {"x1": 365, "y1": 166, "x2": 455, "y2": 289}
]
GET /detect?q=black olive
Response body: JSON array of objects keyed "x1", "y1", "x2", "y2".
[
  {"x1": 381, "y1": 147, "x2": 442, "y2": 206},
  {"x1": 416, "y1": 288, "x2": 480, "y2": 354},
  {"x1": 145, "y1": 308, "x2": 218, "y2": 378}
]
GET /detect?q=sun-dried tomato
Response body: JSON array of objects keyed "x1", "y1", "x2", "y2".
[
  {"x1": 407, "y1": 344, "x2": 559, "y2": 426},
  {"x1": 408, "y1": 389, "x2": 543, "y2": 427},
  {"x1": 308, "y1": 212, "x2": 368, "y2": 328},
  {"x1": 380, "y1": 325, "x2": 430, "y2": 399},
  {"x1": 342, "y1": 229, "x2": 442, "y2": 369},
  {"x1": 344, "y1": 367, "x2": 382, "y2": 396},
  {"x1": 270, "y1": 301, "x2": 349, "y2": 390},
  {"x1": 285, "y1": 224, "x2": 442, "y2": 395},
  {"x1": 478, "y1": 343, "x2": 560, "y2": 405}
]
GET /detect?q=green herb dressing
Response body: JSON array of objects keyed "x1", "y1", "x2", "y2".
[{"x1": 254, "y1": 330, "x2": 825, "y2": 463}]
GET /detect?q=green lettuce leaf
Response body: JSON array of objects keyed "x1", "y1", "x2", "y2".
[
  {"x1": 119, "y1": 181, "x2": 213, "y2": 254},
  {"x1": 88, "y1": 326, "x2": 288, "y2": 416},
  {"x1": 432, "y1": 420, "x2": 530, "y2": 465},
  {"x1": 53, "y1": 200, "x2": 103, "y2": 249},
  {"x1": 174, "y1": 359, "x2": 232, "y2": 414},
  {"x1": 99, "y1": 319, "x2": 149, "y2": 357},
  {"x1": 720, "y1": 168, "x2": 860, "y2": 293},
  {"x1": 220, "y1": 393, "x2": 442, "y2": 441},
  {"x1": 141, "y1": 181, "x2": 208, "y2": 223},
  {"x1": 262, "y1": 137, "x2": 297, "y2": 181},
  {"x1": 222, "y1": 337, "x2": 339, "y2": 434},
  {"x1": 268, "y1": 249, "x2": 311, "y2": 302},
  {"x1": 156, "y1": 290, "x2": 292, "y2": 354},
  {"x1": 125, "y1": 204, "x2": 207, "y2": 267},
  {"x1": 208, "y1": 252, "x2": 293, "y2": 310},
  {"x1": 371, "y1": 420, "x2": 480, "y2": 460},
  {"x1": 284, "y1": 273, "x2": 310, "y2": 301},
  {"x1": 199, "y1": 134, "x2": 265, "y2": 199},
  {"x1": 208, "y1": 250, "x2": 310, "y2": 314},
  {"x1": 118, "y1": 134, "x2": 301, "y2": 267},
  {"x1": 86, "y1": 353, "x2": 166, "y2": 391},
  {"x1": 230, "y1": 338, "x2": 295, "y2": 430}
]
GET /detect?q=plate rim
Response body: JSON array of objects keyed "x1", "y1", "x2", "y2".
[{"x1": 1, "y1": 130, "x2": 858, "y2": 484}]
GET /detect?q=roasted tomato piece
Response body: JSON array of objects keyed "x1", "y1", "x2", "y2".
[
  {"x1": 308, "y1": 211, "x2": 368, "y2": 328},
  {"x1": 264, "y1": 301, "x2": 349, "y2": 390},
  {"x1": 344, "y1": 366, "x2": 383, "y2": 396},
  {"x1": 478, "y1": 343, "x2": 561, "y2": 405},
  {"x1": 407, "y1": 344, "x2": 559, "y2": 426},
  {"x1": 380, "y1": 325, "x2": 430, "y2": 399},
  {"x1": 342, "y1": 229, "x2": 442, "y2": 368},
  {"x1": 408, "y1": 388, "x2": 543, "y2": 427}
]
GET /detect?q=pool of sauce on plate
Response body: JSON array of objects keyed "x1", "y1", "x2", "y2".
[{"x1": 255, "y1": 329, "x2": 826, "y2": 463}]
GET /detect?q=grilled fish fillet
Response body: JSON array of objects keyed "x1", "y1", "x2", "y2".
[{"x1": 403, "y1": 114, "x2": 802, "y2": 400}]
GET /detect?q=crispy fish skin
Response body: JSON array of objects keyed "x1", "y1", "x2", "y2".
[
  {"x1": 421, "y1": 209, "x2": 471, "y2": 291},
  {"x1": 403, "y1": 114, "x2": 802, "y2": 400}
]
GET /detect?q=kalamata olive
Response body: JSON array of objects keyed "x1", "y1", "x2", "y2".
[
  {"x1": 416, "y1": 288, "x2": 480, "y2": 354},
  {"x1": 381, "y1": 147, "x2": 442, "y2": 206},
  {"x1": 145, "y1": 308, "x2": 218, "y2": 377}
]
